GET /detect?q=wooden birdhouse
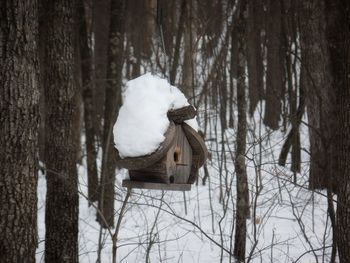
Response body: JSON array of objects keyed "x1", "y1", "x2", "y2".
[{"x1": 116, "y1": 105, "x2": 208, "y2": 191}]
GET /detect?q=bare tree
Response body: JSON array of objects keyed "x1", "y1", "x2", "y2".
[
  {"x1": 0, "y1": 1, "x2": 39, "y2": 262},
  {"x1": 93, "y1": 0, "x2": 111, "y2": 139},
  {"x1": 79, "y1": 0, "x2": 99, "y2": 203},
  {"x1": 264, "y1": 0, "x2": 284, "y2": 130},
  {"x1": 333, "y1": 0, "x2": 350, "y2": 261},
  {"x1": 246, "y1": 0, "x2": 264, "y2": 116},
  {"x1": 98, "y1": 0, "x2": 126, "y2": 228},
  {"x1": 233, "y1": 2, "x2": 250, "y2": 261},
  {"x1": 182, "y1": 0, "x2": 194, "y2": 99},
  {"x1": 42, "y1": 0, "x2": 79, "y2": 261},
  {"x1": 298, "y1": 0, "x2": 336, "y2": 191}
]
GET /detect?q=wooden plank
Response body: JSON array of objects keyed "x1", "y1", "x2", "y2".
[
  {"x1": 115, "y1": 121, "x2": 176, "y2": 170},
  {"x1": 182, "y1": 123, "x2": 208, "y2": 167},
  {"x1": 167, "y1": 105, "x2": 197, "y2": 124},
  {"x1": 129, "y1": 160, "x2": 169, "y2": 183},
  {"x1": 187, "y1": 155, "x2": 200, "y2": 184},
  {"x1": 122, "y1": 180, "x2": 191, "y2": 191},
  {"x1": 174, "y1": 125, "x2": 192, "y2": 183}
]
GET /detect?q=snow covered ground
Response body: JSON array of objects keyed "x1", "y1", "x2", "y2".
[{"x1": 36, "y1": 103, "x2": 334, "y2": 263}]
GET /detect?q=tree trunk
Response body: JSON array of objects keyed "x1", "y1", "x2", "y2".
[
  {"x1": 334, "y1": 0, "x2": 350, "y2": 261},
  {"x1": 97, "y1": 0, "x2": 126, "y2": 228},
  {"x1": 336, "y1": 41, "x2": 350, "y2": 263},
  {"x1": 278, "y1": 1, "x2": 302, "y2": 176},
  {"x1": 229, "y1": 28, "x2": 239, "y2": 128},
  {"x1": 182, "y1": 0, "x2": 193, "y2": 99},
  {"x1": 246, "y1": 0, "x2": 264, "y2": 116},
  {"x1": 0, "y1": 1, "x2": 39, "y2": 262},
  {"x1": 79, "y1": 0, "x2": 99, "y2": 203},
  {"x1": 299, "y1": 0, "x2": 336, "y2": 191},
  {"x1": 42, "y1": 0, "x2": 79, "y2": 262},
  {"x1": 264, "y1": 0, "x2": 284, "y2": 130},
  {"x1": 170, "y1": 0, "x2": 186, "y2": 85},
  {"x1": 93, "y1": 0, "x2": 111, "y2": 140},
  {"x1": 233, "y1": 3, "x2": 250, "y2": 261}
]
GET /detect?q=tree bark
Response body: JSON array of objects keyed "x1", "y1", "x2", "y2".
[
  {"x1": 299, "y1": 0, "x2": 336, "y2": 190},
  {"x1": 333, "y1": 0, "x2": 350, "y2": 261},
  {"x1": 93, "y1": 0, "x2": 111, "y2": 140},
  {"x1": 229, "y1": 29, "x2": 239, "y2": 128},
  {"x1": 79, "y1": 0, "x2": 99, "y2": 203},
  {"x1": 0, "y1": 1, "x2": 39, "y2": 262},
  {"x1": 42, "y1": 0, "x2": 79, "y2": 262},
  {"x1": 97, "y1": 0, "x2": 126, "y2": 228},
  {"x1": 246, "y1": 0, "x2": 264, "y2": 116},
  {"x1": 182, "y1": 0, "x2": 193, "y2": 99},
  {"x1": 234, "y1": 2, "x2": 250, "y2": 261},
  {"x1": 170, "y1": 0, "x2": 186, "y2": 85},
  {"x1": 264, "y1": 0, "x2": 284, "y2": 130}
]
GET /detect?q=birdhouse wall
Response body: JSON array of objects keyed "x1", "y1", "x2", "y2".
[
  {"x1": 128, "y1": 162, "x2": 169, "y2": 183},
  {"x1": 128, "y1": 125, "x2": 192, "y2": 184},
  {"x1": 166, "y1": 125, "x2": 192, "y2": 183}
]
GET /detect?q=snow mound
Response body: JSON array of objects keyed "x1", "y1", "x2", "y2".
[{"x1": 113, "y1": 73, "x2": 198, "y2": 158}]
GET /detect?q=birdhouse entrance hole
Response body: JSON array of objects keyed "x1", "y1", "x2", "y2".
[
  {"x1": 174, "y1": 147, "x2": 181, "y2": 163},
  {"x1": 169, "y1": 175, "x2": 175, "y2": 183}
]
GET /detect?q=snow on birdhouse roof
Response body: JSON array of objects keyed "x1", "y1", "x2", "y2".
[{"x1": 113, "y1": 73, "x2": 198, "y2": 158}]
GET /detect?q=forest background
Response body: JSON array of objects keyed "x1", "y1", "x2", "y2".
[{"x1": 0, "y1": 0, "x2": 350, "y2": 262}]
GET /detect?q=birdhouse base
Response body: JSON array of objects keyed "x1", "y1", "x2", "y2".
[{"x1": 122, "y1": 180, "x2": 191, "y2": 191}]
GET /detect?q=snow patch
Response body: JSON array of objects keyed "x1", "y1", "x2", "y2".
[{"x1": 113, "y1": 73, "x2": 198, "y2": 158}]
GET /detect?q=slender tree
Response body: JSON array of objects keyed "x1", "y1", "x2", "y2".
[
  {"x1": 246, "y1": 0, "x2": 264, "y2": 116},
  {"x1": 98, "y1": 0, "x2": 126, "y2": 228},
  {"x1": 0, "y1": 1, "x2": 39, "y2": 262},
  {"x1": 42, "y1": 0, "x2": 79, "y2": 261},
  {"x1": 182, "y1": 0, "x2": 194, "y2": 99},
  {"x1": 93, "y1": 0, "x2": 111, "y2": 139},
  {"x1": 264, "y1": 0, "x2": 284, "y2": 130},
  {"x1": 79, "y1": 0, "x2": 99, "y2": 203},
  {"x1": 170, "y1": 0, "x2": 186, "y2": 85},
  {"x1": 233, "y1": 1, "x2": 250, "y2": 261}
]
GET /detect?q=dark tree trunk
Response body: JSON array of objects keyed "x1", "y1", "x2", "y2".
[
  {"x1": 276, "y1": 1, "x2": 303, "y2": 177},
  {"x1": 219, "y1": 64, "x2": 228, "y2": 131},
  {"x1": 159, "y1": 0, "x2": 177, "y2": 60},
  {"x1": 42, "y1": 0, "x2": 79, "y2": 262},
  {"x1": 38, "y1": 2, "x2": 46, "y2": 162},
  {"x1": 0, "y1": 1, "x2": 39, "y2": 262},
  {"x1": 170, "y1": 0, "x2": 186, "y2": 85},
  {"x1": 229, "y1": 29, "x2": 239, "y2": 128},
  {"x1": 325, "y1": 0, "x2": 348, "y2": 193},
  {"x1": 93, "y1": 0, "x2": 111, "y2": 140},
  {"x1": 79, "y1": 0, "x2": 99, "y2": 203},
  {"x1": 246, "y1": 0, "x2": 264, "y2": 116},
  {"x1": 182, "y1": 0, "x2": 193, "y2": 99},
  {"x1": 333, "y1": 0, "x2": 350, "y2": 261},
  {"x1": 233, "y1": 3, "x2": 250, "y2": 261},
  {"x1": 97, "y1": 0, "x2": 125, "y2": 228},
  {"x1": 299, "y1": 0, "x2": 336, "y2": 191},
  {"x1": 264, "y1": 0, "x2": 284, "y2": 130},
  {"x1": 336, "y1": 41, "x2": 350, "y2": 263}
]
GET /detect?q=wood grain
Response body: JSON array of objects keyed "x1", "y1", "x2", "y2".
[
  {"x1": 167, "y1": 105, "x2": 197, "y2": 123},
  {"x1": 182, "y1": 123, "x2": 208, "y2": 168},
  {"x1": 122, "y1": 180, "x2": 191, "y2": 191},
  {"x1": 115, "y1": 121, "x2": 176, "y2": 169}
]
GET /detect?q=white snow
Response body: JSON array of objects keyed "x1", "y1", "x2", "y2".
[
  {"x1": 113, "y1": 73, "x2": 198, "y2": 158},
  {"x1": 36, "y1": 103, "x2": 336, "y2": 263}
]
